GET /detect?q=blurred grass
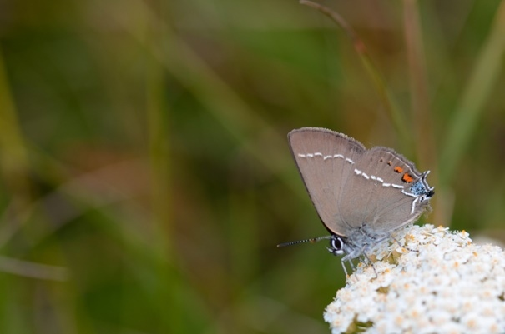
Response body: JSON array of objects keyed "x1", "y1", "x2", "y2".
[
  {"x1": 439, "y1": 1, "x2": 505, "y2": 184},
  {"x1": 0, "y1": 0, "x2": 504, "y2": 333}
]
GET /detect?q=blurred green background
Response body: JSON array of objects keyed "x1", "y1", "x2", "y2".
[{"x1": 0, "y1": 0, "x2": 504, "y2": 333}]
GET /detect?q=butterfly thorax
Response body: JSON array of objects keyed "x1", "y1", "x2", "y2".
[{"x1": 329, "y1": 223, "x2": 391, "y2": 262}]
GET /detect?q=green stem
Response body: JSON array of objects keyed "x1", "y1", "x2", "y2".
[{"x1": 300, "y1": 0, "x2": 412, "y2": 153}]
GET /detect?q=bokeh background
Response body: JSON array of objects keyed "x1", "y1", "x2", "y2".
[{"x1": 0, "y1": 0, "x2": 504, "y2": 333}]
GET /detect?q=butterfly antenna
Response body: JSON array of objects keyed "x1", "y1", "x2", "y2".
[{"x1": 277, "y1": 235, "x2": 332, "y2": 248}]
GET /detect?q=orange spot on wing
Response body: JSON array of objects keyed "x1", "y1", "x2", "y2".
[
  {"x1": 402, "y1": 173, "x2": 414, "y2": 183},
  {"x1": 394, "y1": 166, "x2": 403, "y2": 173}
]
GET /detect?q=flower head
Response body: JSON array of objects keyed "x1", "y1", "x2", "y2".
[{"x1": 324, "y1": 224, "x2": 505, "y2": 334}]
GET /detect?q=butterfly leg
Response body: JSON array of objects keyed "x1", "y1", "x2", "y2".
[
  {"x1": 341, "y1": 252, "x2": 360, "y2": 276},
  {"x1": 340, "y1": 259, "x2": 349, "y2": 277},
  {"x1": 349, "y1": 259, "x2": 356, "y2": 271}
]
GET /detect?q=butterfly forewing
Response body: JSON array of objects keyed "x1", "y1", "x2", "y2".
[{"x1": 288, "y1": 128, "x2": 365, "y2": 236}]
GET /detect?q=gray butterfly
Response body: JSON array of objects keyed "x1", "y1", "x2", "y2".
[{"x1": 279, "y1": 127, "x2": 434, "y2": 275}]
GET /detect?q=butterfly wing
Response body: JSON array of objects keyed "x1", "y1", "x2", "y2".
[
  {"x1": 337, "y1": 147, "x2": 433, "y2": 234},
  {"x1": 288, "y1": 127, "x2": 366, "y2": 236}
]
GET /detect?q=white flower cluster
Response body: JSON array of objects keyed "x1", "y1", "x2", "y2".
[{"x1": 324, "y1": 224, "x2": 505, "y2": 334}]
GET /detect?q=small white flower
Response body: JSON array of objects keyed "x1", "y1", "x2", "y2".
[{"x1": 324, "y1": 224, "x2": 505, "y2": 333}]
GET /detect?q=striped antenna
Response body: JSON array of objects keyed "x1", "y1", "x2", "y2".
[{"x1": 277, "y1": 235, "x2": 332, "y2": 248}]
